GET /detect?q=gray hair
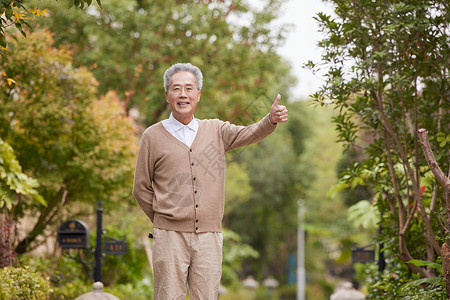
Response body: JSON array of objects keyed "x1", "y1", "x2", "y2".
[{"x1": 163, "y1": 63, "x2": 203, "y2": 92}]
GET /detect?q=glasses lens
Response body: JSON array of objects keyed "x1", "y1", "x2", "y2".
[{"x1": 170, "y1": 86, "x2": 197, "y2": 95}]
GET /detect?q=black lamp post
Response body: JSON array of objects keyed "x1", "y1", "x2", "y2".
[
  {"x1": 378, "y1": 212, "x2": 386, "y2": 272},
  {"x1": 94, "y1": 201, "x2": 103, "y2": 282}
]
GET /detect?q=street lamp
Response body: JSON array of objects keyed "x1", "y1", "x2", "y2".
[
  {"x1": 263, "y1": 276, "x2": 279, "y2": 296},
  {"x1": 242, "y1": 275, "x2": 259, "y2": 298},
  {"x1": 297, "y1": 199, "x2": 306, "y2": 300},
  {"x1": 242, "y1": 275, "x2": 259, "y2": 289}
]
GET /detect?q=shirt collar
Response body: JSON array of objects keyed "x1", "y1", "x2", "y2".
[{"x1": 168, "y1": 113, "x2": 198, "y2": 132}]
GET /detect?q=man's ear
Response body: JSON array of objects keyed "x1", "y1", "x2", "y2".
[
  {"x1": 197, "y1": 90, "x2": 201, "y2": 102},
  {"x1": 165, "y1": 92, "x2": 169, "y2": 102}
]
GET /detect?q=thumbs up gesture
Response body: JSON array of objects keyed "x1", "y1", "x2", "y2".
[{"x1": 269, "y1": 94, "x2": 288, "y2": 124}]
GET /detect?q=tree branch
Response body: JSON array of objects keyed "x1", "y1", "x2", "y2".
[
  {"x1": 418, "y1": 129, "x2": 450, "y2": 190},
  {"x1": 418, "y1": 128, "x2": 450, "y2": 245}
]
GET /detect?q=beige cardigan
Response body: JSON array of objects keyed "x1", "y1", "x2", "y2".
[{"x1": 133, "y1": 114, "x2": 277, "y2": 233}]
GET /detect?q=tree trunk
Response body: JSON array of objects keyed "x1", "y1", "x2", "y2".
[{"x1": 442, "y1": 243, "x2": 450, "y2": 297}]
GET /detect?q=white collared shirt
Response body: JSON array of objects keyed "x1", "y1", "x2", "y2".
[{"x1": 162, "y1": 113, "x2": 198, "y2": 147}]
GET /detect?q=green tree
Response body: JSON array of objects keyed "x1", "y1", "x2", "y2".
[
  {"x1": 297, "y1": 103, "x2": 351, "y2": 299},
  {"x1": 308, "y1": 0, "x2": 449, "y2": 296},
  {"x1": 0, "y1": 30, "x2": 137, "y2": 254},
  {"x1": 225, "y1": 99, "x2": 310, "y2": 283},
  {"x1": 31, "y1": 0, "x2": 295, "y2": 125}
]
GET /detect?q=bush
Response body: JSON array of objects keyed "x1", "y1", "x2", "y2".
[
  {"x1": 23, "y1": 253, "x2": 153, "y2": 300},
  {"x1": 0, "y1": 266, "x2": 52, "y2": 299},
  {"x1": 104, "y1": 278, "x2": 153, "y2": 300},
  {"x1": 359, "y1": 260, "x2": 446, "y2": 299},
  {"x1": 50, "y1": 278, "x2": 91, "y2": 300}
]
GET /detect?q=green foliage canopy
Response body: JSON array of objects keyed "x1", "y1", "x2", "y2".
[
  {"x1": 32, "y1": 0, "x2": 294, "y2": 125},
  {"x1": 0, "y1": 30, "x2": 137, "y2": 253}
]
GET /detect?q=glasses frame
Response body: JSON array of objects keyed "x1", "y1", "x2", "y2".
[{"x1": 168, "y1": 85, "x2": 199, "y2": 96}]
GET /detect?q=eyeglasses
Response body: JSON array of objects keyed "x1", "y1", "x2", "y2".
[{"x1": 168, "y1": 85, "x2": 199, "y2": 96}]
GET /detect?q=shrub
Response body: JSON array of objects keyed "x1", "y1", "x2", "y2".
[
  {"x1": 22, "y1": 255, "x2": 91, "y2": 300},
  {"x1": 50, "y1": 278, "x2": 90, "y2": 300},
  {"x1": 360, "y1": 260, "x2": 446, "y2": 299},
  {"x1": 0, "y1": 266, "x2": 52, "y2": 299}
]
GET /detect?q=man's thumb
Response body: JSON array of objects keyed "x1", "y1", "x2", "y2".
[{"x1": 272, "y1": 94, "x2": 281, "y2": 107}]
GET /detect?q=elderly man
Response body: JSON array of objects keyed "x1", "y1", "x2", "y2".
[{"x1": 133, "y1": 63, "x2": 288, "y2": 299}]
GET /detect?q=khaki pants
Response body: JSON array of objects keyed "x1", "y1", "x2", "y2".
[{"x1": 152, "y1": 228, "x2": 223, "y2": 300}]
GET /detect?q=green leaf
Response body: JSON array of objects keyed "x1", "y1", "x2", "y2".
[
  {"x1": 32, "y1": 194, "x2": 47, "y2": 207},
  {"x1": 348, "y1": 200, "x2": 379, "y2": 230},
  {"x1": 407, "y1": 259, "x2": 443, "y2": 275},
  {"x1": 401, "y1": 276, "x2": 442, "y2": 289},
  {"x1": 327, "y1": 181, "x2": 347, "y2": 198},
  {"x1": 0, "y1": 35, "x2": 6, "y2": 47},
  {"x1": 15, "y1": 22, "x2": 27, "y2": 37},
  {"x1": 21, "y1": 20, "x2": 33, "y2": 31}
]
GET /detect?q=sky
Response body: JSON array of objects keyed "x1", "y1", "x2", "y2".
[{"x1": 253, "y1": 0, "x2": 335, "y2": 100}]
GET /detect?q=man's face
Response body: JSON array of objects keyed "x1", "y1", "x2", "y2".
[{"x1": 165, "y1": 71, "x2": 201, "y2": 125}]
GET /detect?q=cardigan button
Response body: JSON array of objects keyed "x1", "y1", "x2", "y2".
[
  {"x1": 196, "y1": 219, "x2": 199, "y2": 223},
  {"x1": 194, "y1": 190, "x2": 197, "y2": 194},
  {"x1": 191, "y1": 162, "x2": 194, "y2": 166},
  {"x1": 195, "y1": 227, "x2": 198, "y2": 230},
  {"x1": 190, "y1": 149, "x2": 193, "y2": 152},
  {"x1": 195, "y1": 204, "x2": 198, "y2": 208}
]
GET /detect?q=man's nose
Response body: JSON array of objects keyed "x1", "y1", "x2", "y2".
[{"x1": 179, "y1": 88, "x2": 188, "y2": 97}]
